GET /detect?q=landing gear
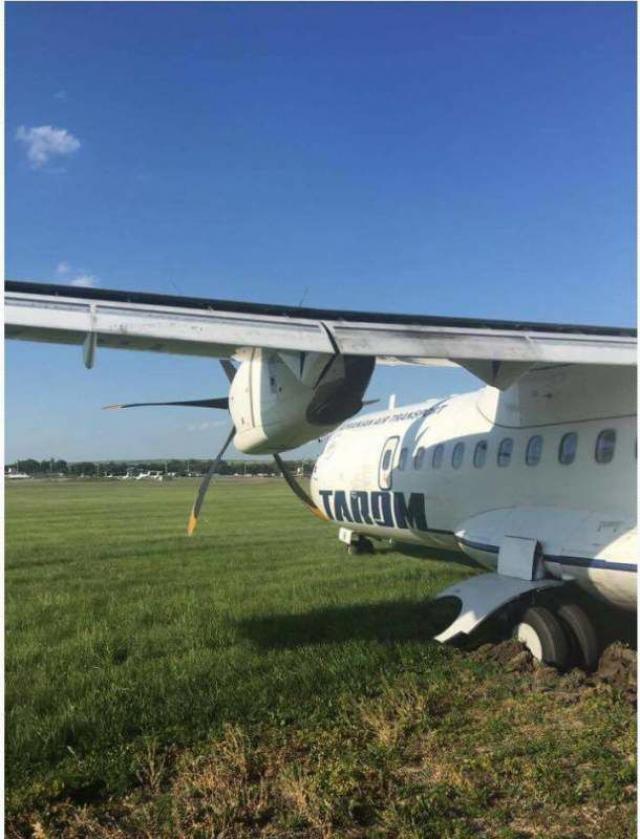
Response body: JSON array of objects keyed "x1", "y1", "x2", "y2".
[
  {"x1": 556, "y1": 602, "x2": 599, "y2": 672},
  {"x1": 512, "y1": 599, "x2": 599, "y2": 671},
  {"x1": 348, "y1": 536, "x2": 375, "y2": 556},
  {"x1": 513, "y1": 606, "x2": 569, "y2": 669}
]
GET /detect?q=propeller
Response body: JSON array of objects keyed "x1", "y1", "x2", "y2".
[
  {"x1": 103, "y1": 355, "x2": 359, "y2": 535},
  {"x1": 103, "y1": 359, "x2": 238, "y2": 535}
]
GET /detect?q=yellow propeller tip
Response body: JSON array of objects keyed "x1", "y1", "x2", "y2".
[
  {"x1": 103, "y1": 404, "x2": 123, "y2": 411},
  {"x1": 187, "y1": 512, "x2": 198, "y2": 536}
]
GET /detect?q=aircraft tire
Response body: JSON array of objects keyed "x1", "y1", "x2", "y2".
[
  {"x1": 513, "y1": 606, "x2": 569, "y2": 670},
  {"x1": 555, "y1": 603, "x2": 599, "y2": 672}
]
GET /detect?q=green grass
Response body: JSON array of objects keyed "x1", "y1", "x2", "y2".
[{"x1": 5, "y1": 479, "x2": 636, "y2": 837}]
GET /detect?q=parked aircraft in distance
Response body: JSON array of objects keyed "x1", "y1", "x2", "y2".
[
  {"x1": 5, "y1": 469, "x2": 31, "y2": 480},
  {"x1": 5, "y1": 280, "x2": 637, "y2": 669}
]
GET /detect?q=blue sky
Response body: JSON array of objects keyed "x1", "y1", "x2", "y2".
[{"x1": 6, "y1": 2, "x2": 636, "y2": 462}]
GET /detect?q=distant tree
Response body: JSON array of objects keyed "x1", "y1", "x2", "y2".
[
  {"x1": 18, "y1": 459, "x2": 41, "y2": 475},
  {"x1": 71, "y1": 462, "x2": 97, "y2": 477}
]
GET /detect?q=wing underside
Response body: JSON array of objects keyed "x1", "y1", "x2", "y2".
[{"x1": 5, "y1": 281, "x2": 636, "y2": 372}]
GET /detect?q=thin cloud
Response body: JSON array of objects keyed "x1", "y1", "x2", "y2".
[
  {"x1": 69, "y1": 275, "x2": 98, "y2": 288},
  {"x1": 53, "y1": 90, "x2": 68, "y2": 101},
  {"x1": 54, "y1": 261, "x2": 99, "y2": 288},
  {"x1": 15, "y1": 125, "x2": 80, "y2": 169}
]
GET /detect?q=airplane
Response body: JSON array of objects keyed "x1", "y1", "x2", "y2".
[{"x1": 5, "y1": 279, "x2": 637, "y2": 670}]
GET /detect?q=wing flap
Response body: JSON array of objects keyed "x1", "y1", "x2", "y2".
[{"x1": 327, "y1": 319, "x2": 635, "y2": 366}]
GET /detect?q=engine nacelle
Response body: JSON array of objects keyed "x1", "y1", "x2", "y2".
[{"x1": 229, "y1": 348, "x2": 374, "y2": 454}]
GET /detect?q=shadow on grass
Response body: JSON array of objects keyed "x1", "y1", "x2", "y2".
[
  {"x1": 238, "y1": 576, "x2": 636, "y2": 653},
  {"x1": 378, "y1": 542, "x2": 480, "y2": 570},
  {"x1": 237, "y1": 597, "x2": 462, "y2": 650}
]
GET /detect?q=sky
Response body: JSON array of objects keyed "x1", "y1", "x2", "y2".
[{"x1": 5, "y1": 2, "x2": 636, "y2": 462}]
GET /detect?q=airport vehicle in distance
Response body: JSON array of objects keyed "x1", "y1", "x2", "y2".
[{"x1": 5, "y1": 280, "x2": 636, "y2": 668}]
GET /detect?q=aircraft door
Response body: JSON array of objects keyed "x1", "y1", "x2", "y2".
[{"x1": 378, "y1": 436, "x2": 399, "y2": 490}]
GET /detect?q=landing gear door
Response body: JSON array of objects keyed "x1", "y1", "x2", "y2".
[{"x1": 378, "y1": 436, "x2": 399, "y2": 490}]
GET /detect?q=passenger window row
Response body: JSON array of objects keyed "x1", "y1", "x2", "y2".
[{"x1": 396, "y1": 429, "x2": 618, "y2": 471}]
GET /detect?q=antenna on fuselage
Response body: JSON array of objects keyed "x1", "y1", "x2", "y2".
[{"x1": 388, "y1": 394, "x2": 397, "y2": 410}]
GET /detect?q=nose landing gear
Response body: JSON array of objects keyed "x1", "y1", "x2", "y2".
[
  {"x1": 348, "y1": 536, "x2": 375, "y2": 556},
  {"x1": 338, "y1": 527, "x2": 375, "y2": 556}
]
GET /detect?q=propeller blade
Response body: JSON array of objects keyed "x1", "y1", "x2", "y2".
[
  {"x1": 362, "y1": 399, "x2": 380, "y2": 406},
  {"x1": 187, "y1": 425, "x2": 236, "y2": 535},
  {"x1": 273, "y1": 453, "x2": 329, "y2": 521},
  {"x1": 313, "y1": 354, "x2": 338, "y2": 389},
  {"x1": 104, "y1": 397, "x2": 229, "y2": 411},
  {"x1": 220, "y1": 359, "x2": 237, "y2": 383}
]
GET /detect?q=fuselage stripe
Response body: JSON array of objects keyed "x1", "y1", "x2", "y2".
[{"x1": 456, "y1": 537, "x2": 636, "y2": 573}]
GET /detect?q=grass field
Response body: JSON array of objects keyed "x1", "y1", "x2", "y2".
[{"x1": 5, "y1": 478, "x2": 636, "y2": 838}]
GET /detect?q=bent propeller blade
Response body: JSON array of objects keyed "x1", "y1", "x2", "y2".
[
  {"x1": 187, "y1": 425, "x2": 236, "y2": 536},
  {"x1": 272, "y1": 453, "x2": 329, "y2": 521}
]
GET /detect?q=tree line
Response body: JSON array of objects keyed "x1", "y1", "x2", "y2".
[{"x1": 6, "y1": 458, "x2": 315, "y2": 477}]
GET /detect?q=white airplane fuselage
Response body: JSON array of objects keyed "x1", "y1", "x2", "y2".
[{"x1": 311, "y1": 364, "x2": 637, "y2": 610}]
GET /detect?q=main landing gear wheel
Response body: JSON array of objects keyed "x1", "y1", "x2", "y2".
[
  {"x1": 555, "y1": 603, "x2": 599, "y2": 672},
  {"x1": 513, "y1": 605, "x2": 569, "y2": 670}
]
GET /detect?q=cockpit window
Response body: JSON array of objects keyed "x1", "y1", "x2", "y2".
[
  {"x1": 398, "y1": 448, "x2": 408, "y2": 470},
  {"x1": 382, "y1": 449, "x2": 392, "y2": 470},
  {"x1": 414, "y1": 447, "x2": 425, "y2": 469}
]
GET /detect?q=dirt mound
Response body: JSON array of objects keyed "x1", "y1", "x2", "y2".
[
  {"x1": 469, "y1": 640, "x2": 637, "y2": 704},
  {"x1": 595, "y1": 642, "x2": 637, "y2": 704},
  {"x1": 470, "y1": 640, "x2": 535, "y2": 672}
]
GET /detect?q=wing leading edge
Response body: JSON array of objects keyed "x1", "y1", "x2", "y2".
[{"x1": 5, "y1": 280, "x2": 636, "y2": 371}]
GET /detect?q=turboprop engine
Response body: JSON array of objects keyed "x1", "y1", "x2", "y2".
[{"x1": 229, "y1": 348, "x2": 375, "y2": 454}]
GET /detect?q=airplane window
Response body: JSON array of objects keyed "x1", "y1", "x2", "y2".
[
  {"x1": 559, "y1": 432, "x2": 578, "y2": 465},
  {"x1": 473, "y1": 440, "x2": 487, "y2": 468},
  {"x1": 595, "y1": 429, "x2": 616, "y2": 464},
  {"x1": 414, "y1": 447, "x2": 426, "y2": 469},
  {"x1": 398, "y1": 448, "x2": 408, "y2": 470},
  {"x1": 452, "y1": 441, "x2": 465, "y2": 469},
  {"x1": 526, "y1": 435, "x2": 543, "y2": 466},
  {"x1": 497, "y1": 438, "x2": 513, "y2": 467},
  {"x1": 432, "y1": 444, "x2": 444, "y2": 469},
  {"x1": 382, "y1": 449, "x2": 392, "y2": 471}
]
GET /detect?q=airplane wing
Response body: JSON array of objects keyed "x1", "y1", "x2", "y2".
[{"x1": 5, "y1": 281, "x2": 636, "y2": 375}]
